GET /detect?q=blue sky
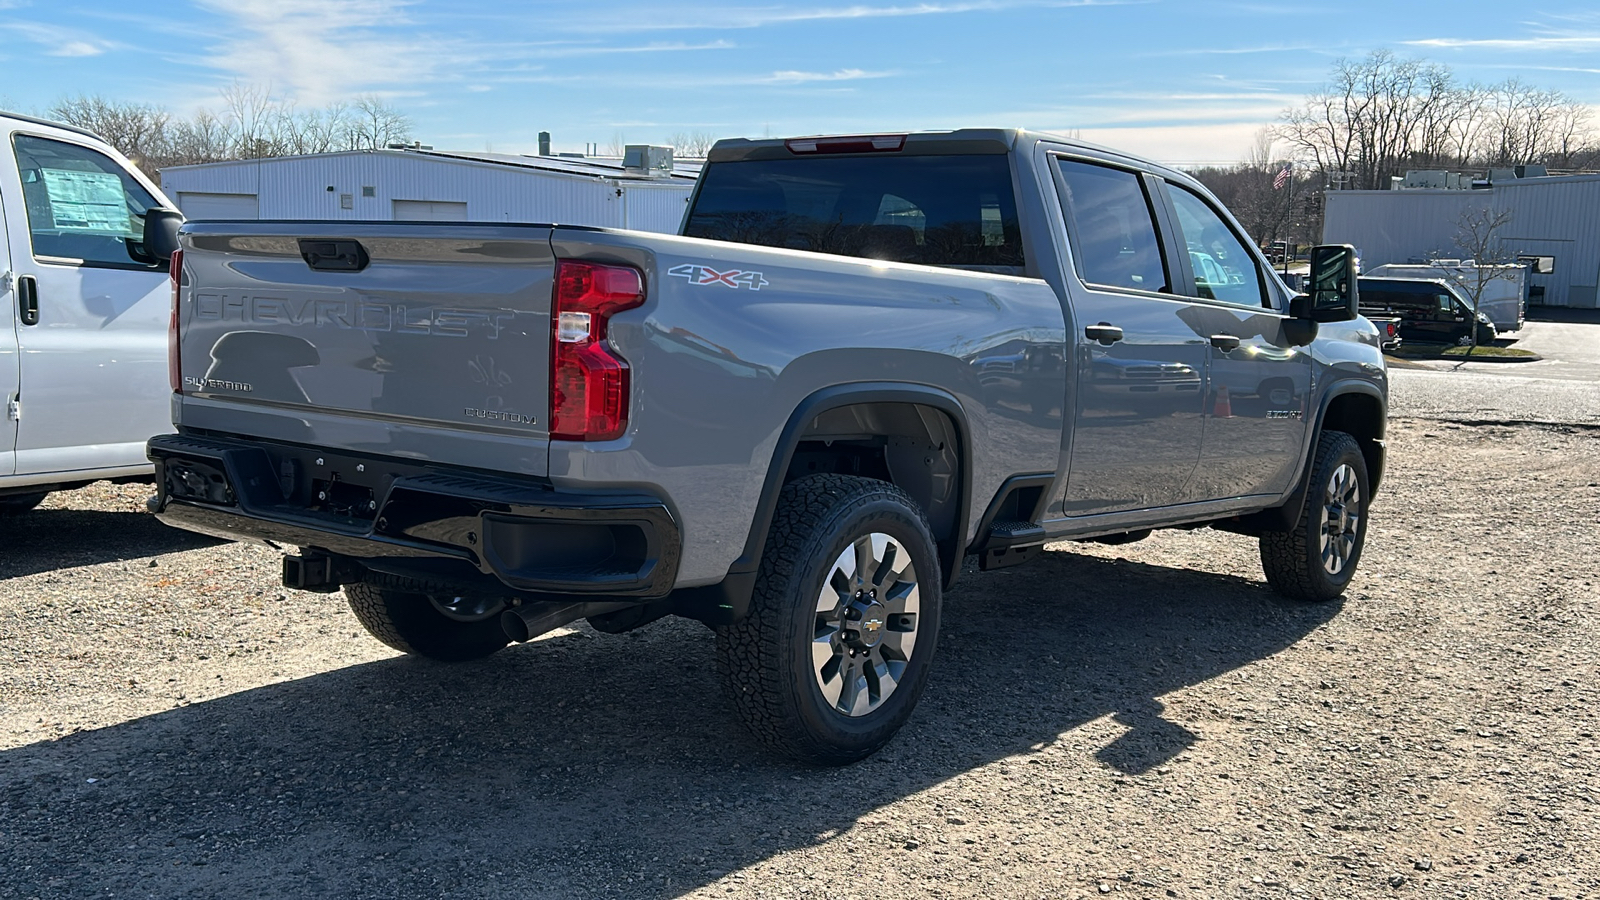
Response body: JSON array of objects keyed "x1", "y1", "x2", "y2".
[{"x1": 3, "y1": 1, "x2": 1599, "y2": 164}]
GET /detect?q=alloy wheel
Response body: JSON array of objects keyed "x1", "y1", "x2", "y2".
[
  {"x1": 1319, "y1": 463, "x2": 1362, "y2": 576},
  {"x1": 811, "y1": 532, "x2": 921, "y2": 717}
]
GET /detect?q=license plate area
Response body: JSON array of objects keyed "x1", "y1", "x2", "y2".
[{"x1": 267, "y1": 449, "x2": 390, "y2": 525}]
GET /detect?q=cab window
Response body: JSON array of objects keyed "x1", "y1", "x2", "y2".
[
  {"x1": 1167, "y1": 184, "x2": 1268, "y2": 308},
  {"x1": 12, "y1": 134, "x2": 159, "y2": 269},
  {"x1": 1054, "y1": 159, "x2": 1168, "y2": 293}
]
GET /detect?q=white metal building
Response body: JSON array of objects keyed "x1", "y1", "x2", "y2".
[
  {"x1": 159, "y1": 148, "x2": 701, "y2": 234},
  {"x1": 1323, "y1": 173, "x2": 1600, "y2": 308}
]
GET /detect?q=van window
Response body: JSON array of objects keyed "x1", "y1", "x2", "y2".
[
  {"x1": 12, "y1": 134, "x2": 159, "y2": 269},
  {"x1": 1054, "y1": 159, "x2": 1168, "y2": 293}
]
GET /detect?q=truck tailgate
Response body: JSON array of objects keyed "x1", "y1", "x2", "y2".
[{"x1": 176, "y1": 222, "x2": 556, "y2": 476}]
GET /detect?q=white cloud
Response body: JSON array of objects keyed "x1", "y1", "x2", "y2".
[
  {"x1": 542, "y1": 0, "x2": 1141, "y2": 32},
  {"x1": 1404, "y1": 35, "x2": 1600, "y2": 52},
  {"x1": 0, "y1": 21, "x2": 116, "y2": 56},
  {"x1": 192, "y1": 0, "x2": 436, "y2": 105},
  {"x1": 764, "y1": 68, "x2": 894, "y2": 84}
]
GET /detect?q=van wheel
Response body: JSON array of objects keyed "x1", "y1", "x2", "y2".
[
  {"x1": 0, "y1": 492, "x2": 47, "y2": 515},
  {"x1": 716, "y1": 475, "x2": 942, "y2": 765},
  {"x1": 1260, "y1": 431, "x2": 1369, "y2": 601},
  {"x1": 344, "y1": 574, "x2": 510, "y2": 662}
]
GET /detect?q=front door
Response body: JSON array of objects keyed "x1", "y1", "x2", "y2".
[
  {"x1": 1054, "y1": 158, "x2": 1207, "y2": 515},
  {"x1": 2, "y1": 129, "x2": 171, "y2": 477},
  {"x1": 1162, "y1": 183, "x2": 1310, "y2": 500}
]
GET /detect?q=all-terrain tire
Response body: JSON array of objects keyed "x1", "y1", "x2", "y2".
[
  {"x1": 716, "y1": 474, "x2": 942, "y2": 765},
  {"x1": 0, "y1": 492, "x2": 47, "y2": 515},
  {"x1": 1260, "y1": 430, "x2": 1369, "y2": 601},
  {"x1": 344, "y1": 573, "x2": 510, "y2": 662}
]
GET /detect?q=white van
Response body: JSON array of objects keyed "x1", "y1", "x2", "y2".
[{"x1": 0, "y1": 112, "x2": 179, "y2": 513}]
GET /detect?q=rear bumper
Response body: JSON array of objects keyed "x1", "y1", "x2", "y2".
[{"x1": 147, "y1": 433, "x2": 680, "y2": 598}]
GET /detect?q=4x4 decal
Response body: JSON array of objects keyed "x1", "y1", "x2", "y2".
[{"x1": 667, "y1": 263, "x2": 769, "y2": 291}]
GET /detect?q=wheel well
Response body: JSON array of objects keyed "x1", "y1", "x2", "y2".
[
  {"x1": 1322, "y1": 392, "x2": 1385, "y2": 492},
  {"x1": 786, "y1": 402, "x2": 963, "y2": 575}
]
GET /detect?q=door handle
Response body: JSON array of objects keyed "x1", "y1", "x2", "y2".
[
  {"x1": 1084, "y1": 322, "x2": 1123, "y2": 346},
  {"x1": 17, "y1": 275, "x2": 38, "y2": 327},
  {"x1": 1208, "y1": 334, "x2": 1241, "y2": 352}
]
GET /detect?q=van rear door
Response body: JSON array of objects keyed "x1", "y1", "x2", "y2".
[
  {"x1": 1, "y1": 128, "x2": 171, "y2": 477},
  {"x1": 0, "y1": 175, "x2": 16, "y2": 477}
]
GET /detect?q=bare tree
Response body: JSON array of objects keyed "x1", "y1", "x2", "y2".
[
  {"x1": 349, "y1": 95, "x2": 412, "y2": 150},
  {"x1": 667, "y1": 130, "x2": 718, "y2": 158},
  {"x1": 1278, "y1": 52, "x2": 1598, "y2": 191},
  {"x1": 43, "y1": 88, "x2": 415, "y2": 178},
  {"x1": 1447, "y1": 205, "x2": 1518, "y2": 358}
]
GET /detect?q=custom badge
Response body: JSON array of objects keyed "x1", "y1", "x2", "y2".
[{"x1": 667, "y1": 263, "x2": 769, "y2": 291}]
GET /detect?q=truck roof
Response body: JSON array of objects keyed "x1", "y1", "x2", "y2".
[{"x1": 707, "y1": 127, "x2": 1207, "y2": 193}]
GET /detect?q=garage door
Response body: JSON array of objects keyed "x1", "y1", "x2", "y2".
[
  {"x1": 176, "y1": 192, "x2": 260, "y2": 220},
  {"x1": 392, "y1": 200, "x2": 469, "y2": 221}
]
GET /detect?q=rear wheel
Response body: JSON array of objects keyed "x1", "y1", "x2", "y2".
[
  {"x1": 716, "y1": 474, "x2": 942, "y2": 765},
  {"x1": 1260, "y1": 430, "x2": 1369, "y2": 601},
  {"x1": 0, "y1": 492, "x2": 47, "y2": 515},
  {"x1": 344, "y1": 573, "x2": 511, "y2": 662}
]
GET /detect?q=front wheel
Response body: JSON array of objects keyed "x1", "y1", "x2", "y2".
[
  {"x1": 1259, "y1": 431, "x2": 1369, "y2": 601},
  {"x1": 716, "y1": 475, "x2": 942, "y2": 765}
]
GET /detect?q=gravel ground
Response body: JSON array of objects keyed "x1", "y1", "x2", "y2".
[{"x1": 2, "y1": 416, "x2": 1597, "y2": 900}]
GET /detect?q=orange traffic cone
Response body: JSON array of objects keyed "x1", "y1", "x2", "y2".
[{"x1": 1213, "y1": 385, "x2": 1232, "y2": 418}]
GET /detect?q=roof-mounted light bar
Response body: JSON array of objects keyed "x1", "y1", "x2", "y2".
[{"x1": 784, "y1": 134, "x2": 907, "y2": 155}]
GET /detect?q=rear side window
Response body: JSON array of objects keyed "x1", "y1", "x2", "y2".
[
  {"x1": 1054, "y1": 159, "x2": 1168, "y2": 293},
  {"x1": 12, "y1": 134, "x2": 159, "y2": 268},
  {"x1": 683, "y1": 155, "x2": 1024, "y2": 272}
]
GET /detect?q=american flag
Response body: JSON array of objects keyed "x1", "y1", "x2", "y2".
[{"x1": 1273, "y1": 162, "x2": 1293, "y2": 190}]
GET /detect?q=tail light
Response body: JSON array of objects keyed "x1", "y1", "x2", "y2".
[
  {"x1": 168, "y1": 248, "x2": 183, "y2": 394},
  {"x1": 785, "y1": 134, "x2": 906, "y2": 154},
  {"x1": 550, "y1": 260, "x2": 645, "y2": 441}
]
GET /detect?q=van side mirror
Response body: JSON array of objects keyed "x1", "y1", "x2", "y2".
[
  {"x1": 1294, "y1": 244, "x2": 1359, "y2": 323},
  {"x1": 141, "y1": 207, "x2": 184, "y2": 264}
]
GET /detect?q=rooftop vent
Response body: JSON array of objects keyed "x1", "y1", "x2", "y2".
[
  {"x1": 622, "y1": 144, "x2": 674, "y2": 177},
  {"x1": 386, "y1": 141, "x2": 434, "y2": 151}
]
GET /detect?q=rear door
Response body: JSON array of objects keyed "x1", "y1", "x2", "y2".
[
  {"x1": 1052, "y1": 156, "x2": 1207, "y2": 515},
  {"x1": 2, "y1": 128, "x2": 172, "y2": 477}
]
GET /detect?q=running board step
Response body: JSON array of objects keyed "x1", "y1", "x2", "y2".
[{"x1": 980, "y1": 520, "x2": 1045, "y2": 570}]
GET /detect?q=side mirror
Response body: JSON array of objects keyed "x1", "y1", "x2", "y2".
[
  {"x1": 141, "y1": 207, "x2": 184, "y2": 264},
  {"x1": 1295, "y1": 244, "x2": 1359, "y2": 323}
]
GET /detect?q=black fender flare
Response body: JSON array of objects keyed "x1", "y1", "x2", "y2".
[
  {"x1": 1264, "y1": 379, "x2": 1387, "y2": 532},
  {"x1": 673, "y1": 382, "x2": 973, "y2": 625}
]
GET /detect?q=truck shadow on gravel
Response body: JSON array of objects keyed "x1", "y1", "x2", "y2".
[
  {"x1": 0, "y1": 508, "x2": 224, "y2": 580},
  {"x1": 0, "y1": 549, "x2": 1341, "y2": 899}
]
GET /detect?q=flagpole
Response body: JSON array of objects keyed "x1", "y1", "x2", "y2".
[{"x1": 1283, "y1": 162, "x2": 1292, "y2": 277}]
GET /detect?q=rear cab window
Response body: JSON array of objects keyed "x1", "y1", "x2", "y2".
[
  {"x1": 683, "y1": 154, "x2": 1025, "y2": 272},
  {"x1": 12, "y1": 133, "x2": 160, "y2": 269}
]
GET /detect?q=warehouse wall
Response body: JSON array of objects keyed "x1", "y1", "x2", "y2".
[
  {"x1": 159, "y1": 151, "x2": 694, "y2": 233},
  {"x1": 1323, "y1": 176, "x2": 1600, "y2": 308}
]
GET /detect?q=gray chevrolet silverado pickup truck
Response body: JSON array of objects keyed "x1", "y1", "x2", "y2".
[{"x1": 146, "y1": 129, "x2": 1387, "y2": 763}]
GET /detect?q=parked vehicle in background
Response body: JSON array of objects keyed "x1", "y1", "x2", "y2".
[
  {"x1": 1367, "y1": 263, "x2": 1526, "y2": 333},
  {"x1": 148, "y1": 129, "x2": 1388, "y2": 763},
  {"x1": 0, "y1": 111, "x2": 181, "y2": 514},
  {"x1": 1359, "y1": 276, "x2": 1498, "y2": 346}
]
